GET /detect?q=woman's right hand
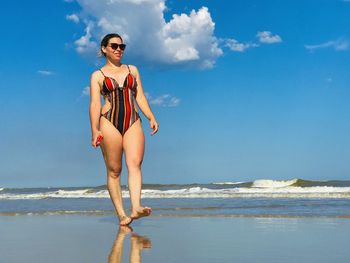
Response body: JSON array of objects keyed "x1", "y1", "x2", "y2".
[{"x1": 91, "y1": 130, "x2": 103, "y2": 148}]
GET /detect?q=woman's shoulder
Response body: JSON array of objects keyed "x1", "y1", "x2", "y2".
[
  {"x1": 127, "y1": 64, "x2": 139, "y2": 75},
  {"x1": 90, "y1": 69, "x2": 104, "y2": 80},
  {"x1": 90, "y1": 70, "x2": 105, "y2": 89}
]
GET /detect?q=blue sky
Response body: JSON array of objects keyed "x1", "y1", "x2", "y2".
[{"x1": 1, "y1": 0, "x2": 350, "y2": 187}]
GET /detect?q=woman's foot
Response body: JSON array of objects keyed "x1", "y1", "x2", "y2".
[
  {"x1": 130, "y1": 206, "x2": 152, "y2": 220},
  {"x1": 118, "y1": 225, "x2": 133, "y2": 234},
  {"x1": 119, "y1": 215, "x2": 133, "y2": 226},
  {"x1": 131, "y1": 233, "x2": 152, "y2": 249}
]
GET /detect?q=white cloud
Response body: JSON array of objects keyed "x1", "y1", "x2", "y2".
[
  {"x1": 69, "y1": 0, "x2": 222, "y2": 69},
  {"x1": 37, "y1": 70, "x2": 54, "y2": 75},
  {"x1": 305, "y1": 39, "x2": 349, "y2": 51},
  {"x1": 66, "y1": 14, "x2": 80, "y2": 23},
  {"x1": 145, "y1": 92, "x2": 180, "y2": 107},
  {"x1": 74, "y1": 20, "x2": 98, "y2": 55},
  {"x1": 222, "y1": 30, "x2": 281, "y2": 53},
  {"x1": 67, "y1": 1, "x2": 283, "y2": 66},
  {"x1": 224, "y1": 38, "x2": 259, "y2": 52},
  {"x1": 168, "y1": 96, "x2": 180, "y2": 107},
  {"x1": 256, "y1": 31, "x2": 282, "y2": 44},
  {"x1": 82, "y1": 86, "x2": 90, "y2": 96}
]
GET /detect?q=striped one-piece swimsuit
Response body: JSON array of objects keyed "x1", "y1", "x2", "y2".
[{"x1": 99, "y1": 64, "x2": 140, "y2": 135}]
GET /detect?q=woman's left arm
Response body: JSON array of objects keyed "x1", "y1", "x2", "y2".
[{"x1": 131, "y1": 65, "x2": 159, "y2": 135}]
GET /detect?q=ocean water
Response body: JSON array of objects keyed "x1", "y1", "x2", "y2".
[{"x1": 1, "y1": 178, "x2": 350, "y2": 217}]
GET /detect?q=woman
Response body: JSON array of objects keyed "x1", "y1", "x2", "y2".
[{"x1": 89, "y1": 33, "x2": 159, "y2": 226}]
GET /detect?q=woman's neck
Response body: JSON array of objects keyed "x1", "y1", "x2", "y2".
[{"x1": 106, "y1": 59, "x2": 122, "y2": 68}]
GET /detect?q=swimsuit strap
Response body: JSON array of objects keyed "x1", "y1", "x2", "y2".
[
  {"x1": 126, "y1": 64, "x2": 131, "y2": 73},
  {"x1": 99, "y1": 69, "x2": 106, "y2": 77}
]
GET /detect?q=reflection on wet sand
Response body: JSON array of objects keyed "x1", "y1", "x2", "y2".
[{"x1": 108, "y1": 226, "x2": 152, "y2": 263}]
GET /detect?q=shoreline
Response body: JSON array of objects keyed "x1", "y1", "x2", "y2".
[
  {"x1": 1, "y1": 215, "x2": 349, "y2": 262},
  {"x1": 1, "y1": 211, "x2": 350, "y2": 218}
]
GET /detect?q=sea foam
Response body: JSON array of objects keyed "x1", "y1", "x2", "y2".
[{"x1": 1, "y1": 179, "x2": 350, "y2": 200}]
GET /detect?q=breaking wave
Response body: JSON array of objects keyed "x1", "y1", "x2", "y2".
[{"x1": 0, "y1": 179, "x2": 350, "y2": 200}]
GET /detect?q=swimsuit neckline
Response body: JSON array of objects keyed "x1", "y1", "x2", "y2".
[
  {"x1": 100, "y1": 65, "x2": 135, "y2": 88},
  {"x1": 103, "y1": 73, "x2": 134, "y2": 88}
]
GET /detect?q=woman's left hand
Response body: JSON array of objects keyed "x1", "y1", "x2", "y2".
[{"x1": 150, "y1": 118, "x2": 159, "y2": 136}]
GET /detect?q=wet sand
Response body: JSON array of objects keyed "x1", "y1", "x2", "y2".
[{"x1": 0, "y1": 215, "x2": 349, "y2": 262}]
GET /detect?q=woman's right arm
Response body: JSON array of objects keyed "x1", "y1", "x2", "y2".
[{"x1": 89, "y1": 71, "x2": 103, "y2": 148}]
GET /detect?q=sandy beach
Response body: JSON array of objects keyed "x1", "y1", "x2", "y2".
[{"x1": 1, "y1": 214, "x2": 349, "y2": 263}]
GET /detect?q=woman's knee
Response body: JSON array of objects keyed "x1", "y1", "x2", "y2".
[
  {"x1": 126, "y1": 158, "x2": 143, "y2": 171},
  {"x1": 107, "y1": 165, "x2": 122, "y2": 178}
]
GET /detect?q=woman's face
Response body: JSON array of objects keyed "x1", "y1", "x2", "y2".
[{"x1": 103, "y1": 37, "x2": 124, "y2": 61}]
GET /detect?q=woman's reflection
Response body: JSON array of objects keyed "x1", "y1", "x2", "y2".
[{"x1": 108, "y1": 226, "x2": 152, "y2": 263}]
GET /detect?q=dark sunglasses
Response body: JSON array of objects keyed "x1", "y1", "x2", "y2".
[{"x1": 108, "y1": 43, "x2": 126, "y2": 51}]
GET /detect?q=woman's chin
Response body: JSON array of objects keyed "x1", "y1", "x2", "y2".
[{"x1": 109, "y1": 56, "x2": 121, "y2": 62}]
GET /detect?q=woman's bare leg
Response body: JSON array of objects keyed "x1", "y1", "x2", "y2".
[
  {"x1": 108, "y1": 226, "x2": 133, "y2": 263},
  {"x1": 130, "y1": 233, "x2": 152, "y2": 262},
  {"x1": 100, "y1": 117, "x2": 132, "y2": 225},
  {"x1": 123, "y1": 119, "x2": 151, "y2": 219}
]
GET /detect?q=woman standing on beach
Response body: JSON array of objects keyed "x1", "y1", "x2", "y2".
[{"x1": 89, "y1": 33, "x2": 159, "y2": 226}]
